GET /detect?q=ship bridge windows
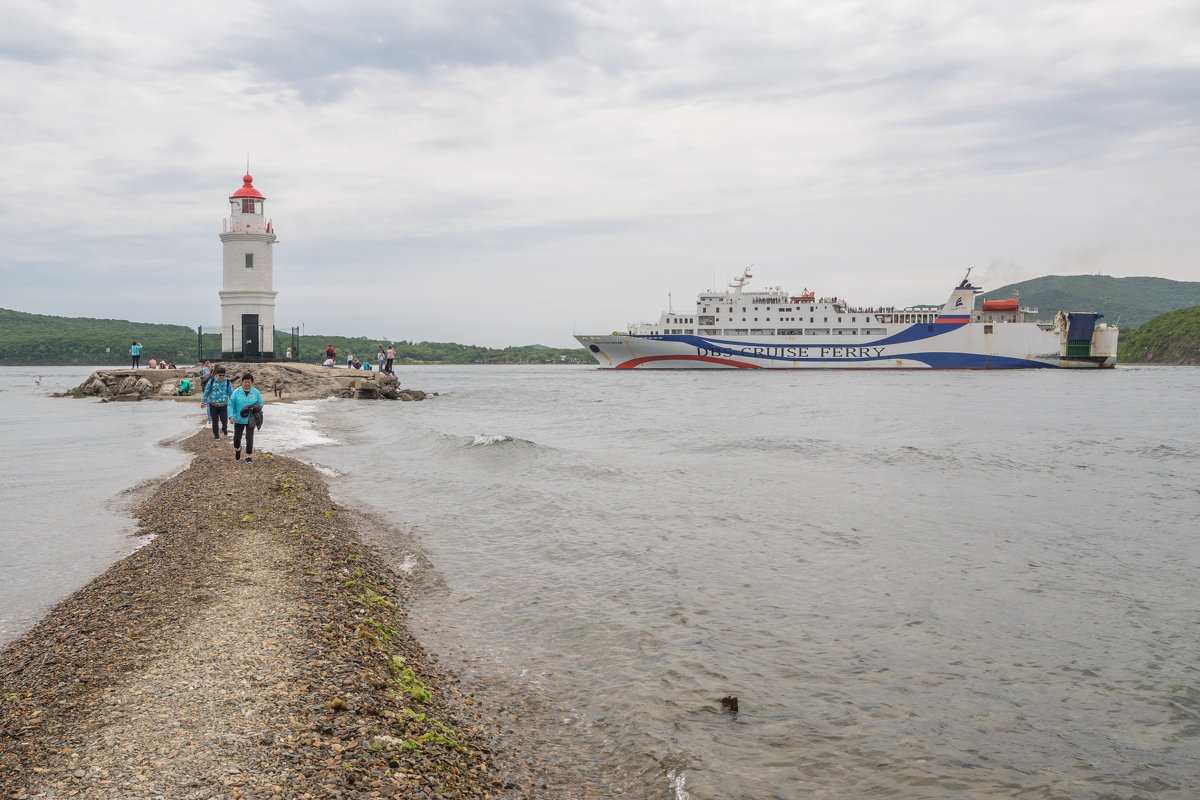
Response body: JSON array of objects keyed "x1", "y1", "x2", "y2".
[
  {"x1": 750, "y1": 328, "x2": 775, "y2": 335},
  {"x1": 804, "y1": 328, "x2": 830, "y2": 336},
  {"x1": 833, "y1": 328, "x2": 858, "y2": 335},
  {"x1": 779, "y1": 329, "x2": 802, "y2": 336},
  {"x1": 723, "y1": 328, "x2": 748, "y2": 335}
]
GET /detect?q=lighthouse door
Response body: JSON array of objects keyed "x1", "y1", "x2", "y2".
[{"x1": 241, "y1": 314, "x2": 260, "y2": 358}]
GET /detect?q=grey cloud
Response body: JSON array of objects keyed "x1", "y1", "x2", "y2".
[
  {"x1": 204, "y1": 0, "x2": 582, "y2": 99},
  {"x1": 0, "y1": 3, "x2": 81, "y2": 64},
  {"x1": 918, "y1": 66, "x2": 1200, "y2": 173}
]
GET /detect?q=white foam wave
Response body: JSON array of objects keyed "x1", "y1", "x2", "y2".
[
  {"x1": 471, "y1": 434, "x2": 513, "y2": 446},
  {"x1": 469, "y1": 433, "x2": 535, "y2": 447},
  {"x1": 395, "y1": 554, "x2": 419, "y2": 574},
  {"x1": 667, "y1": 770, "x2": 692, "y2": 800},
  {"x1": 312, "y1": 464, "x2": 342, "y2": 478},
  {"x1": 266, "y1": 400, "x2": 337, "y2": 452},
  {"x1": 131, "y1": 533, "x2": 157, "y2": 551}
]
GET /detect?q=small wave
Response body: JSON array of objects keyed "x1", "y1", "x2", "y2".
[
  {"x1": 119, "y1": 477, "x2": 163, "y2": 495},
  {"x1": 311, "y1": 464, "x2": 343, "y2": 478},
  {"x1": 268, "y1": 400, "x2": 338, "y2": 452},
  {"x1": 666, "y1": 769, "x2": 692, "y2": 800},
  {"x1": 469, "y1": 434, "x2": 535, "y2": 448},
  {"x1": 130, "y1": 532, "x2": 157, "y2": 551}
]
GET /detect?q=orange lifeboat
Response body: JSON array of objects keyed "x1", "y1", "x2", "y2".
[{"x1": 982, "y1": 298, "x2": 1019, "y2": 311}]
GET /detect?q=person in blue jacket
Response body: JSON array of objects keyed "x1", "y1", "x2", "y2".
[
  {"x1": 130, "y1": 341, "x2": 141, "y2": 369},
  {"x1": 201, "y1": 365, "x2": 232, "y2": 439},
  {"x1": 229, "y1": 372, "x2": 264, "y2": 464}
]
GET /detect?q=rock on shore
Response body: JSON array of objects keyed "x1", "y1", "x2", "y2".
[
  {"x1": 62, "y1": 362, "x2": 430, "y2": 402},
  {"x1": 0, "y1": 432, "x2": 556, "y2": 799}
]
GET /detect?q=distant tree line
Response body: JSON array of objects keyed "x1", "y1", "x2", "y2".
[{"x1": 0, "y1": 308, "x2": 589, "y2": 366}]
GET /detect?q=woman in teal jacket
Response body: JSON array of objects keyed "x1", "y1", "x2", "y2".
[{"x1": 229, "y1": 372, "x2": 264, "y2": 463}]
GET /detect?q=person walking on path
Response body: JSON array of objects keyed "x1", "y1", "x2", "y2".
[
  {"x1": 377, "y1": 345, "x2": 385, "y2": 373},
  {"x1": 130, "y1": 342, "x2": 141, "y2": 369},
  {"x1": 229, "y1": 372, "x2": 263, "y2": 463},
  {"x1": 201, "y1": 365, "x2": 233, "y2": 440},
  {"x1": 385, "y1": 345, "x2": 395, "y2": 375},
  {"x1": 199, "y1": 361, "x2": 213, "y2": 422}
]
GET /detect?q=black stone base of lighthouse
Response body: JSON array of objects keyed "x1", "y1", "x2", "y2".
[{"x1": 220, "y1": 351, "x2": 278, "y2": 363}]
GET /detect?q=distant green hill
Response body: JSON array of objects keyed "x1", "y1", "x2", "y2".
[
  {"x1": 0, "y1": 308, "x2": 589, "y2": 366},
  {"x1": 1118, "y1": 306, "x2": 1200, "y2": 364},
  {"x1": 979, "y1": 275, "x2": 1200, "y2": 330}
]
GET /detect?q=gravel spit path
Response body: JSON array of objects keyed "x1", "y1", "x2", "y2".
[{"x1": 1, "y1": 431, "x2": 604, "y2": 799}]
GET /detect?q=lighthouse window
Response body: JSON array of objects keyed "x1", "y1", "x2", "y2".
[
  {"x1": 241, "y1": 199, "x2": 258, "y2": 214},
  {"x1": 245, "y1": 253, "x2": 254, "y2": 269}
]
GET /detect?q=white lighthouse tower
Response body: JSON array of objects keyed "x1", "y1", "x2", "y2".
[{"x1": 219, "y1": 173, "x2": 278, "y2": 360}]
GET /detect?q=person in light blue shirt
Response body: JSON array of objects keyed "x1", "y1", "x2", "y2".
[
  {"x1": 130, "y1": 341, "x2": 141, "y2": 369},
  {"x1": 229, "y1": 372, "x2": 264, "y2": 463}
]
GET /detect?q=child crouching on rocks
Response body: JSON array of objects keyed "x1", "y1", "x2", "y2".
[{"x1": 229, "y1": 372, "x2": 264, "y2": 463}]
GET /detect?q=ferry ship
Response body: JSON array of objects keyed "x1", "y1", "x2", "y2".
[{"x1": 576, "y1": 269, "x2": 1118, "y2": 369}]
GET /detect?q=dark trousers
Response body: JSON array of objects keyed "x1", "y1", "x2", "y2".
[
  {"x1": 385, "y1": 358, "x2": 393, "y2": 374},
  {"x1": 209, "y1": 404, "x2": 228, "y2": 438},
  {"x1": 234, "y1": 422, "x2": 255, "y2": 454},
  {"x1": 131, "y1": 356, "x2": 140, "y2": 368}
]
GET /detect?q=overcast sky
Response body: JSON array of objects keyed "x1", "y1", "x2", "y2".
[{"x1": 2, "y1": 0, "x2": 1197, "y2": 347}]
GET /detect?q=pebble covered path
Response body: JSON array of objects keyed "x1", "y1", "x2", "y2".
[{"x1": 0, "y1": 431, "x2": 587, "y2": 799}]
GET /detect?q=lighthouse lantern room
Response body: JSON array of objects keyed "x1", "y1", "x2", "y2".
[{"x1": 219, "y1": 173, "x2": 278, "y2": 360}]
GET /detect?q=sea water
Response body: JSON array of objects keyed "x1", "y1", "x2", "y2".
[
  {"x1": 0, "y1": 366, "x2": 197, "y2": 645},
  {"x1": 279, "y1": 364, "x2": 1200, "y2": 799},
  {"x1": 5, "y1": 364, "x2": 1200, "y2": 799}
]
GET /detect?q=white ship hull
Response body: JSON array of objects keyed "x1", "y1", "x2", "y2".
[
  {"x1": 578, "y1": 325, "x2": 1118, "y2": 369},
  {"x1": 577, "y1": 271, "x2": 1118, "y2": 370}
]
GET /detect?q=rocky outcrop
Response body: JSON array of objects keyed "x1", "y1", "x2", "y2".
[{"x1": 60, "y1": 362, "x2": 431, "y2": 403}]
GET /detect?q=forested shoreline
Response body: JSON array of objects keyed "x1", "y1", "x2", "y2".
[{"x1": 0, "y1": 308, "x2": 588, "y2": 366}]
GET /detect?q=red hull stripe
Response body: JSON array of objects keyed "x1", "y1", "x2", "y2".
[
  {"x1": 934, "y1": 316, "x2": 970, "y2": 324},
  {"x1": 615, "y1": 354, "x2": 763, "y2": 369}
]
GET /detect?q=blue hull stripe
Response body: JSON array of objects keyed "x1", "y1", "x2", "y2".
[{"x1": 630, "y1": 333, "x2": 1053, "y2": 368}]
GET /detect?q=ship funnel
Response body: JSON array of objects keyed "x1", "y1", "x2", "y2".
[{"x1": 938, "y1": 276, "x2": 980, "y2": 321}]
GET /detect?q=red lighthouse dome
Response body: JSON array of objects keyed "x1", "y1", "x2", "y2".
[{"x1": 230, "y1": 173, "x2": 265, "y2": 200}]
